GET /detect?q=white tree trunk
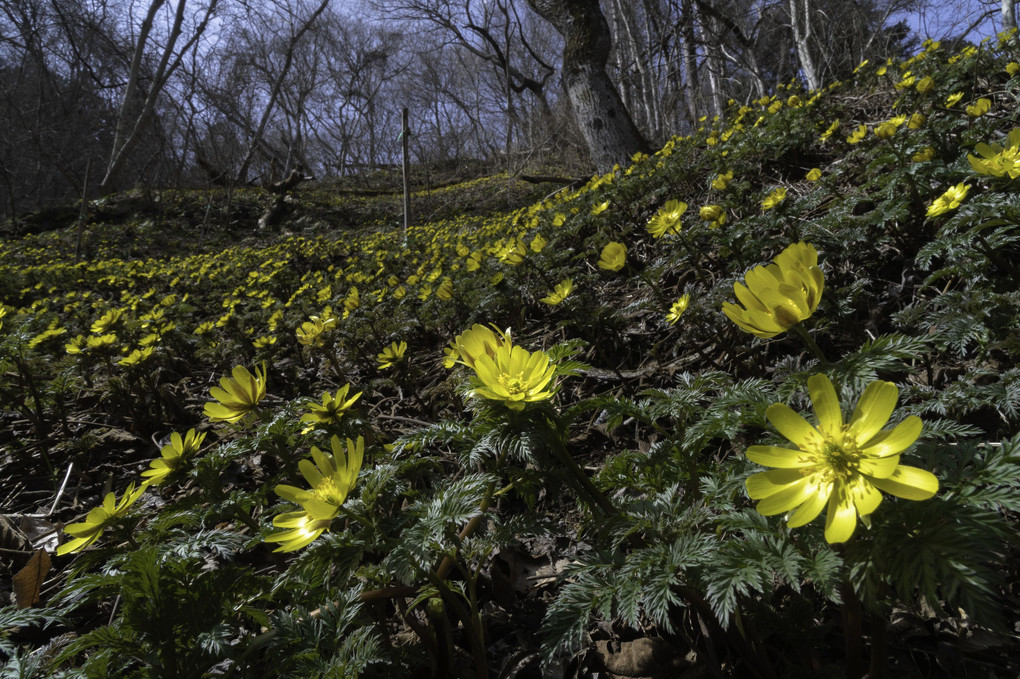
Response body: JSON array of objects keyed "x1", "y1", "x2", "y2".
[
  {"x1": 1003, "y1": 0, "x2": 1017, "y2": 32},
  {"x1": 788, "y1": 0, "x2": 820, "y2": 91}
]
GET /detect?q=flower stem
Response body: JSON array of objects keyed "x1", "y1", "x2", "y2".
[
  {"x1": 792, "y1": 323, "x2": 828, "y2": 363},
  {"x1": 548, "y1": 434, "x2": 618, "y2": 517}
]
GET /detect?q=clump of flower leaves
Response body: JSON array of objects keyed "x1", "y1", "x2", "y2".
[{"x1": 2, "y1": 33, "x2": 1020, "y2": 679}]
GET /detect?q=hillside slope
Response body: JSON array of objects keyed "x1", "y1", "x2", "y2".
[{"x1": 2, "y1": 36, "x2": 1020, "y2": 678}]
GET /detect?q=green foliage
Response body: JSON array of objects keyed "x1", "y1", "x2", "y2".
[{"x1": 2, "y1": 32, "x2": 1019, "y2": 679}]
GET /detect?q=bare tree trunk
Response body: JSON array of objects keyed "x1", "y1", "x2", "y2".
[
  {"x1": 235, "y1": 0, "x2": 331, "y2": 184},
  {"x1": 698, "y1": 11, "x2": 724, "y2": 118},
  {"x1": 680, "y1": 0, "x2": 700, "y2": 127},
  {"x1": 1003, "y1": 0, "x2": 1017, "y2": 31},
  {"x1": 100, "y1": 0, "x2": 219, "y2": 194},
  {"x1": 788, "y1": 0, "x2": 820, "y2": 91},
  {"x1": 525, "y1": 0, "x2": 649, "y2": 172}
]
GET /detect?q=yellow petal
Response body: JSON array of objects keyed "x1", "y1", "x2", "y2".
[
  {"x1": 746, "y1": 468, "x2": 807, "y2": 499},
  {"x1": 808, "y1": 374, "x2": 842, "y2": 437},
  {"x1": 847, "y1": 475, "x2": 883, "y2": 516},
  {"x1": 786, "y1": 482, "x2": 832, "y2": 527},
  {"x1": 849, "y1": 381, "x2": 898, "y2": 443},
  {"x1": 824, "y1": 485, "x2": 858, "y2": 543},
  {"x1": 869, "y1": 465, "x2": 938, "y2": 500},
  {"x1": 746, "y1": 445, "x2": 817, "y2": 468},
  {"x1": 766, "y1": 403, "x2": 823, "y2": 450},
  {"x1": 756, "y1": 476, "x2": 815, "y2": 515},
  {"x1": 860, "y1": 416, "x2": 922, "y2": 458}
]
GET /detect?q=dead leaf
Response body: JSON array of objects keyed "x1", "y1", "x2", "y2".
[{"x1": 13, "y1": 549, "x2": 51, "y2": 608}]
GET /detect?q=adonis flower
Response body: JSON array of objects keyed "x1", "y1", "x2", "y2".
[
  {"x1": 647, "y1": 200, "x2": 687, "y2": 238},
  {"x1": 300, "y1": 385, "x2": 362, "y2": 428},
  {"x1": 274, "y1": 435, "x2": 364, "y2": 521},
  {"x1": 204, "y1": 364, "x2": 268, "y2": 423},
  {"x1": 746, "y1": 374, "x2": 938, "y2": 543},
  {"x1": 760, "y1": 187, "x2": 787, "y2": 211},
  {"x1": 141, "y1": 429, "x2": 207, "y2": 486},
  {"x1": 722, "y1": 241, "x2": 824, "y2": 338},
  {"x1": 57, "y1": 483, "x2": 147, "y2": 555},
  {"x1": 699, "y1": 205, "x2": 726, "y2": 227},
  {"x1": 377, "y1": 341, "x2": 407, "y2": 369},
  {"x1": 470, "y1": 341, "x2": 557, "y2": 411},
  {"x1": 598, "y1": 242, "x2": 627, "y2": 271},
  {"x1": 666, "y1": 294, "x2": 691, "y2": 325},
  {"x1": 968, "y1": 128, "x2": 1020, "y2": 179},
  {"x1": 966, "y1": 97, "x2": 991, "y2": 117},
  {"x1": 926, "y1": 183, "x2": 970, "y2": 217},
  {"x1": 447, "y1": 324, "x2": 509, "y2": 369},
  {"x1": 541, "y1": 279, "x2": 573, "y2": 305}
]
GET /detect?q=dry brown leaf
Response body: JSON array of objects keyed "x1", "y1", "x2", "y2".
[{"x1": 13, "y1": 549, "x2": 51, "y2": 608}]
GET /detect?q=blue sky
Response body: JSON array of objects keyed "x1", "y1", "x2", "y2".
[{"x1": 892, "y1": 0, "x2": 1010, "y2": 42}]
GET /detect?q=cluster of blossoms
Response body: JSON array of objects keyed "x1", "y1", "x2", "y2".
[{"x1": 446, "y1": 324, "x2": 557, "y2": 411}]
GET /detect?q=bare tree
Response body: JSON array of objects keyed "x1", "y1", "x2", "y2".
[
  {"x1": 525, "y1": 0, "x2": 649, "y2": 172},
  {"x1": 99, "y1": 0, "x2": 221, "y2": 194}
]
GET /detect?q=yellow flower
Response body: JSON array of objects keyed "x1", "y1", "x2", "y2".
[
  {"x1": 141, "y1": 429, "x2": 207, "y2": 486},
  {"x1": 1006, "y1": 62, "x2": 1020, "y2": 77},
  {"x1": 711, "y1": 171, "x2": 734, "y2": 190},
  {"x1": 470, "y1": 342, "x2": 557, "y2": 410},
  {"x1": 966, "y1": 97, "x2": 991, "y2": 117},
  {"x1": 907, "y1": 112, "x2": 926, "y2": 129},
  {"x1": 274, "y1": 435, "x2": 364, "y2": 521},
  {"x1": 530, "y1": 234, "x2": 547, "y2": 252},
  {"x1": 57, "y1": 483, "x2": 147, "y2": 555},
  {"x1": 926, "y1": 183, "x2": 971, "y2": 217},
  {"x1": 296, "y1": 314, "x2": 337, "y2": 348},
  {"x1": 699, "y1": 205, "x2": 726, "y2": 227},
  {"x1": 647, "y1": 199, "x2": 687, "y2": 238},
  {"x1": 541, "y1": 278, "x2": 573, "y2": 305},
  {"x1": 263, "y1": 512, "x2": 334, "y2": 552},
  {"x1": 746, "y1": 374, "x2": 937, "y2": 543},
  {"x1": 448, "y1": 324, "x2": 509, "y2": 369},
  {"x1": 598, "y1": 242, "x2": 627, "y2": 271},
  {"x1": 119, "y1": 347, "x2": 153, "y2": 366},
  {"x1": 873, "y1": 120, "x2": 898, "y2": 139},
  {"x1": 500, "y1": 238, "x2": 528, "y2": 265},
  {"x1": 722, "y1": 241, "x2": 824, "y2": 338},
  {"x1": 91, "y1": 308, "x2": 125, "y2": 334},
  {"x1": 300, "y1": 385, "x2": 362, "y2": 428},
  {"x1": 805, "y1": 168, "x2": 822, "y2": 182},
  {"x1": 436, "y1": 278, "x2": 454, "y2": 300},
  {"x1": 819, "y1": 120, "x2": 840, "y2": 141},
  {"x1": 666, "y1": 294, "x2": 691, "y2": 325},
  {"x1": 944, "y1": 91, "x2": 964, "y2": 107},
  {"x1": 915, "y1": 76, "x2": 934, "y2": 93},
  {"x1": 377, "y1": 340, "x2": 407, "y2": 369},
  {"x1": 968, "y1": 128, "x2": 1020, "y2": 179},
  {"x1": 591, "y1": 200, "x2": 610, "y2": 215},
  {"x1": 344, "y1": 287, "x2": 360, "y2": 315},
  {"x1": 204, "y1": 364, "x2": 267, "y2": 423},
  {"x1": 760, "y1": 187, "x2": 787, "y2": 211},
  {"x1": 846, "y1": 124, "x2": 868, "y2": 144},
  {"x1": 912, "y1": 147, "x2": 935, "y2": 162}
]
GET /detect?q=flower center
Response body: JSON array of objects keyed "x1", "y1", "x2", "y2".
[
  {"x1": 820, "y1": 433, "x2": 861, "y2": 480},
  {"x1": 314, "y1": 477, "x2": 345, "y2": 506},
  {"x1": 498, "y1": 372, "x2": 528, "y2": 398}
]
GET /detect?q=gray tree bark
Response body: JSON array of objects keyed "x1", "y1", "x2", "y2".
[
  {"x1": 1003, "y1": 0, "x2": 1017, "y2": 31},
  {"x1": 525, "y1": 0, "x2": 649, "y2": 173}
]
